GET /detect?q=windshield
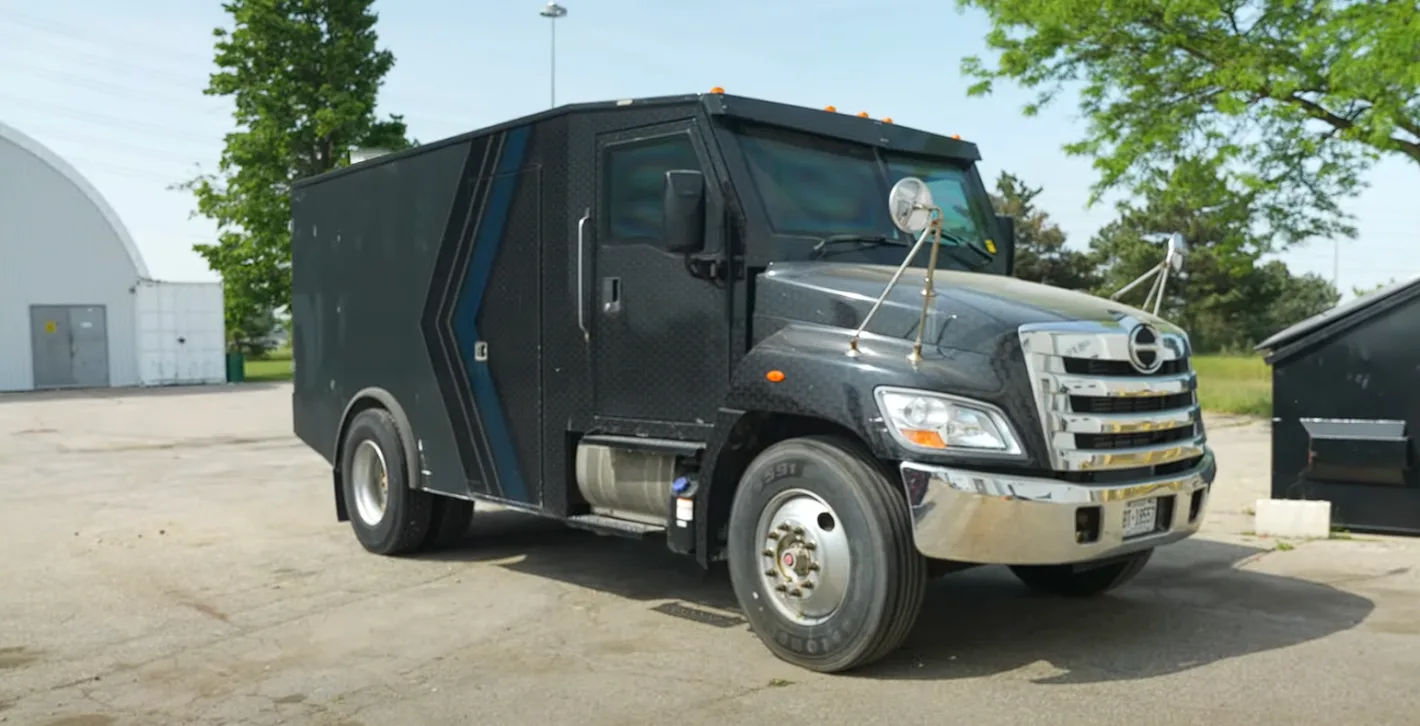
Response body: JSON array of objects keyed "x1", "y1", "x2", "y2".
[
  {"x1": 883, "y1": 154, "x2": 992, "y2": 251},
  {"x1": 733, "y1": 125, "x2": 994, "y2": 259}
]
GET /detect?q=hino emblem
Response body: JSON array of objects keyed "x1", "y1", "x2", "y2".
[{"x1": 1127, "y1": 323, "x2": 1164, "y2": 374}]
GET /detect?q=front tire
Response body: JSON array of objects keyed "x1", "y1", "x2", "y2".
[
  {"x1": 340, "y1": 408, "x2": 434, "y2": 555},
  {"x1": 726, "y1": 435, "x2": 926, "y2": 673},
  {"x1": 1009, "y1": 549, "x2": 1153, "y2": 597}
]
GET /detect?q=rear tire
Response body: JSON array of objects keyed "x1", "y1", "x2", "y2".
[
  {"x1": 1009, "y1": 549, "x2": 1153, "y2": 597},
  {"x1": 726, "y1": 435, "x2": 926, "y2": 673},
  {"x1": 339, "y1": 408, "x2": 434, "y2": 556}
]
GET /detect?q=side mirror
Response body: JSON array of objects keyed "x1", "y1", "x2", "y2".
[
  {"x1": 663, "y1": 169, "x2": 706, "y2": 255},
  {"x1": 1166, "y1": 232, "x2": 1187, "y2": 272},
  {"x1": 994, "y1": 213, "x2": 1017, "y2": 276}
]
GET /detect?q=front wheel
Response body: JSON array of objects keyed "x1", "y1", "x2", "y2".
[
  {"x1": 726, "y1": 435, "x2": 926, "y2": 673},
  {"x1": 1009, "y1": 549, "x2": 1153, "y2": 598}
]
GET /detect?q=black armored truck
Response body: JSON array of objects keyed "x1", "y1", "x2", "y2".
[{"x1": 290, "y1": 89, "x2": 1216, "y2": 673}]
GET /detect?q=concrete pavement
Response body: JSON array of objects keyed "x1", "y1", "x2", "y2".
[{"x1": 2, "y1": 384, "x2": 1418, "y2": 725}]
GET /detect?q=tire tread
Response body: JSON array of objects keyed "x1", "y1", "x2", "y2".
[
  {"x1": 729, "y1": 434, "x2": 926, "y2": 673},
  {"x1": 346, "y1": 408, "x2": 434, "y2": 556},
  {"x1": 798, "y1": 436, "x2": 927, "y2": 668}
]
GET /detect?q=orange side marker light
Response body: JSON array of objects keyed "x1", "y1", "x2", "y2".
[{"x1": 766, "y1": 370, "x2": 786, "y2": 383}]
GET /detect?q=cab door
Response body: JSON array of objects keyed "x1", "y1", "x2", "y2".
[{"x1": 589, "y1": 120, "x2": 729, "y2": 434}]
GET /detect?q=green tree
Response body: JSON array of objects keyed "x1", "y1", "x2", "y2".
[
  {"x1": 1251, "y1": 262, "x2": 1339, "y2": 339},
  {"x1": 180, "y1": 0, "x2": 413, "y2": 349},
  {"x1": 989, "y1": 171, "x2": 1098, "y2": 289},
  {"x1": 958, "y1": 0, "x2": 1420, "y2": 246},
  {"x1": 1353, "y1": 279, "x2": 1400, "y2": 298},
  {"x1": 1089, "y1": 157, "x2": 1337, "y2": 352}
]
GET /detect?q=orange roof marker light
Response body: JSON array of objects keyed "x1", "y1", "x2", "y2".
[
  {"x1": 709, "y1": 86, "x2": 725, "y2": 94},
  {"x1": 952, "y1": 134, "x2": 962, "y2": 140},
  {"x1": 856, "y1": 111, "x2": 869, "y2": 118},
  {"x1": 882, "y1": 117, "x2": 893, "y2": 124},
  {"x1": 824, "y1": 105, "x2": 837, "y2": 112},
  {"x1": 765, "y1": 369, "x2": 786, "y2": 383}
]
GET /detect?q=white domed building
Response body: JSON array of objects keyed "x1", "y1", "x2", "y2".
[{"x1": 0, "y1": 120, "x2": 226, "y2": 392}]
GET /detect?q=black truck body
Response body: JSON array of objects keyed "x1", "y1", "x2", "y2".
[{"x1": 290, "y1": 91, "x2": 1217, "y2": 672}]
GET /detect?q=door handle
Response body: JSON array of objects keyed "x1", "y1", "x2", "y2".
[
  {"x1": 602, "y1": 276, "x2": 621, "y2": 314},
  {"x1": 576, "y1": 208, "x2": 591, "y2": 341}
]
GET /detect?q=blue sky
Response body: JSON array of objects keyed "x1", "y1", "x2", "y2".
[{"x1": 2, "y1": 0, "x2": 1415, "y2": 298}]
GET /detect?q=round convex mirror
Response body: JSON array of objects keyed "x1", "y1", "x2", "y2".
[
  {"x1": 1166, "y1": 232, "x2": 1188, "y2": 272},
  {"x1": 888, "y1": 177, "x2": 934, "y2": 234}
]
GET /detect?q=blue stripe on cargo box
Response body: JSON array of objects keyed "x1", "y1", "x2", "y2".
[{"x1": 453, "y1": 125, "x2": 531, "y2": 503}]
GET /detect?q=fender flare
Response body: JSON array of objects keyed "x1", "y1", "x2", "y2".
[{"x1": 334, "y1": 387, "x2": 422, "y2": 489}]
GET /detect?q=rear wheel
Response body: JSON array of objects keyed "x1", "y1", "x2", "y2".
[
  {"x1": 726, "y1": 435, "x2": 926, "y2": 673},
  {"x1": 340, "y1": 408, "x2": 434, "y2": 555},
  {"x1": 1009, "y1": 549, "x2": 1153, "y2": 597}
]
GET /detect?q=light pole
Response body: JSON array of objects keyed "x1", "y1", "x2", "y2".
[{"x1": 539, "y1": 2, "x2": 567, "y2": 108}]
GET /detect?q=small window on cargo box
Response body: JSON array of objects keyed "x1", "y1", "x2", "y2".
[{"x1": 604, "y1": 134, "x2": 703, "y2": 244}]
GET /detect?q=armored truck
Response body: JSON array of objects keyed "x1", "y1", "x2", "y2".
[{"x1": 289, "y1": 89, "x2": 1216, "y2": 673}]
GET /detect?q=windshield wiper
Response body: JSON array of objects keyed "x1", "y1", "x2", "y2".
[
  {"x1": 811, "y1": 234, "x2": 902, "y2": 259},
  {"x1": 932, "y1": 229, "x2": 994, "y2": 270}
]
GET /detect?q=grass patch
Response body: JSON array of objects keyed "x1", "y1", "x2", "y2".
[
  {"x1": 1192, "y1": 354, "x2": 1271, "y2": 417},
  {"x1": 244, "y1": 346, "x2": 293, "y2": 382}
]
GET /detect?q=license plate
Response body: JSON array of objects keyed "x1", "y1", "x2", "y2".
[{"x1": 1122, "y1": 498, "x2": 1158, "y2": 537}]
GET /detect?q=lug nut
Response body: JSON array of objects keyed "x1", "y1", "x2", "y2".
[
  {"x1": 767, "y1": 531, "x2": 780, "y2": 540},
  {"x1": 792, "y1": 526, "x2": 805, "y2": 535},
  {"x1": 801, "y1": 582, "x2": 814, "y2": 589},
  {"x1": 764, "y1": 569, "x2": 776, "y2": 576},
  {"x1": 762, "y1": 549, "x2": 774, "y2": 557},
  {"x1": 775, "y1": 584, "x2": 788, "y2": 592},
  {"x1": 808, "y1": 563, "x2": 820, "y2": 571},
  {"x1": 804, "y1": 542, "x2": 817, "y2": 551},
  {"x1": 789, "y1": 588, "x2": 803, "y2": 597},
  {"x1": 778, "y1": 523, "x2": 791, "y2": 531}
]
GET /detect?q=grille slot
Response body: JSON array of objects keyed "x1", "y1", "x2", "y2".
[
  {"x1": 1063, "y1": 357, "x2": 1190, "y2": 377},
  {"x1": 1076, "y1": 425, "x2": 1198, "y2": 450},
  {"x1": 1070, "y1": 392, "x2": 1193, "y2": 414}
]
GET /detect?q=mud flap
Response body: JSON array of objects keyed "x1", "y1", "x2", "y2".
[{"x1": 333, "y1": 468, "x2": 349, "y2": 522}]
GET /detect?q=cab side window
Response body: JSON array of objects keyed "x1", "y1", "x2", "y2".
[{"x1": 603, "y1": 134, "x2": 702, "y2": 245}]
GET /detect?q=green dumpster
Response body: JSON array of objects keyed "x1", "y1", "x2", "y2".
[{"x1": 226, "y1": 352, "x2": 246, "y2": 383}]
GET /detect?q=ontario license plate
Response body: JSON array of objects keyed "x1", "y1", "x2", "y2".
[{"x1": 1122, "y1": 498, "x2": 1158, "y2": 537}]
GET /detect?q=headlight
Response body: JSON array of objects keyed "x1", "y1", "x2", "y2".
[{"x1": 873, "y1": 387, "x2": 1023, "y2": 455}]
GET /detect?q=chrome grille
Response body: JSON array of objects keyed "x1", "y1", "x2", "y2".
[{"x1": 1018, "y1": 319, "x2": 1206, "y2": 473}]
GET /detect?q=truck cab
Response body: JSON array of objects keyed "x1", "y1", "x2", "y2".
[{"x1": 290, "y1": 89, "x2": 1215, "y2": 674}]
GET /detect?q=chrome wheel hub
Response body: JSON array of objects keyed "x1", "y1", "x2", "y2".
[
  {"x1": 757, "y1": 489, "x2": 851, "y2": 625},
  {"x1": 350, "y1": 439, "x2": 390, "y2": 527}
]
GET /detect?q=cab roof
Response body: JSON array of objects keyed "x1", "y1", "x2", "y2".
[{"x1": 296, "y1": 90, "x2": 981, "y2": 188}]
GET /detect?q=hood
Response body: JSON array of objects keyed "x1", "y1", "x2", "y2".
[{"x1": 753, "y1": 261, "x2": 1176, "y2": 355}]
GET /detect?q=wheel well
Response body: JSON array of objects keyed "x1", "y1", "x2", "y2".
[
  {"x1": 331, "y1": 397, "x2": 388, "y2": 523},
  {"x1": 331, "y1": 389, "x2": 423, "y2": 523},
  {"x1": 702, "y1": 412, "x2": 886, "y2": 563},
  {"x1": 334, "y1": 396, "x2": 388, "y2": 476}
]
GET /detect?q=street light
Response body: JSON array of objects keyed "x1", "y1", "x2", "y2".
[{"x1": 539, "y1": 2, "x2": 567, "y2": 108}]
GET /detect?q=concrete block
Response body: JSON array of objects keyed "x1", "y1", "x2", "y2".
[{"x1": 1254, "y1": 498, "x2": 1332, "y2": 539}]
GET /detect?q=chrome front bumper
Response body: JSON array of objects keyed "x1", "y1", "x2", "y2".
[{"x1": 899, "y1": 453, "x2": 1215, "y2": 566}]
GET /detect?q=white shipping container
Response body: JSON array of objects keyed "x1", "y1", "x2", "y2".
[{"x1": 135, "y1": 280, "x2": 226, "y2": 386}]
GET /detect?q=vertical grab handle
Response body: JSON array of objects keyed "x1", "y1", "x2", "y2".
[{"x1": 577, "y1": 208, "x2": 591, "y2": 341}]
